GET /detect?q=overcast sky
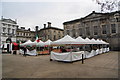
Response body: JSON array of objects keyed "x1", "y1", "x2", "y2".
[{"x1": 1, "y1": 0, "x2": 119, "y2": 31}]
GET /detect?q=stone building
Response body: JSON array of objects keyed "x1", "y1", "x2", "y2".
[
  {"x1": 0, "y1": 17, "x2": 18, "y2": 44},
  {"x1": 63, "y1": 11, "x2": 120, "y2": 51},
  {"x1": 16, "y1": 27, "x2": 35, "y2": 42},
  {"x1": 37, "y1": 22, "x2": 64, "y2": 41}
]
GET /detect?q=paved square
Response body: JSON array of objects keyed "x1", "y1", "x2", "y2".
[{"x1": 2, "y1": 51, "x2": 118, "y2": 78}]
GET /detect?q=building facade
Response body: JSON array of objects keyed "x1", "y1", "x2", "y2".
[
  {"x1": 63, "y1": 11, "x2": 120, "y2": 51},
  {"x1": 16, "y1": 27, "x2": 35, "y2": 42},
  {"x1": 37, "y1": 22, "x2": 64, "y2": 41},
  {"x1": 0, "y1": 17, "x2": 18, "y2": 44}
]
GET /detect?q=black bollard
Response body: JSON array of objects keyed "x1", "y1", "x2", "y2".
[
  {"x1": 82, "y1": 54, "x2": 84, "y2": 64},
  {"x1": 50, "y1": 59, "x2": 52, "y2": 61}
]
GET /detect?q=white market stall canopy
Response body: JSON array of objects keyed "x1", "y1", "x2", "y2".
[
  {"x1": 20, "y1": 39, "x2": 48, "y2": 47},
  {"x1": 84, "y1": 37, "x2": 109, "y2": 44},
  {"x1": 51, "y1": 35, "x2": 109, "y2": 45},
  {"x1": 20, "y1": 36, "x2": 109, "y2": 47},
  {"x1": 36, "y1": 40, "x2": 45, "y2": 46},
  {"x1": 100, "y1": 40, "x2": 109, "y2": 44},
  {"x1": 75, "y1": 36, "x2": 87, "y2": 44},
  {"x1": 90, "y1": 38, "x2": 104, "y2": 44},
  {"x1": 36, "y1": 39, "x2": 52, "y2": 46},
  {"x1": 75, "y1": 37, "x2": 103, "y2": 44},
  {"x1": 20, "y1": 40, "x2": 35, "y2": 46},
  {"x1": 51, "y1": 35, "x2": 77, "y2": 45},
  {"x1": 44, "y1": 39, "x2": 52, "y2": 46},
  {"x1": 84, "y1": 38, "x2": 92, "y2": 44}
]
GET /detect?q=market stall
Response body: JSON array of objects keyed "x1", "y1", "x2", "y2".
[
  {"x1": 36, "y1": 39, "x2": 52, "y2": 55},
  {"x1": 50, "y1": 35, "x2": 109, "y2": 62},
  {"x1": 51, "y1": 51, "x2": 85, "y2": 62},
  {"x1": 20, "y1": 40, "x2": 37, "y2": 56},
  {"x1": 20, "y1": 40, "x2": 35, "y2": 46},
  {"x1": 50, "y1": 35, "x2": 85, "y2": 62}
]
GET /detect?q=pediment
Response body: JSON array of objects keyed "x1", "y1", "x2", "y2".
[
  {"x1": 2, "y1": 19, "x2": 16, "y2": 24},
  {"x1": 84, "y1": 13, "x2": 103, "y2": 19}
]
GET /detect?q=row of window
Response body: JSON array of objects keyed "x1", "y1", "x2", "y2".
[
  {"x1": 43, "y1": 30, "x2": 62, "y2": 34},
  {"x1": 2, "y1": 27, "x2": 15, "y2": 34},
  {"x1": 66, "y1": 24, "x2": 116, "y2": 36},
  {"x1": 2, "y1": 27, "x2": 34, "y2": 37},
  {"x1": 46, "y1": 35, "x2": 62, "y2": 40},
  {"x1": 17, "y1": 32, "x2": 34, "y2": 36}
]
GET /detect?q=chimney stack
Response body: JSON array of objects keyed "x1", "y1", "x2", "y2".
[
  {"x1": 35, "y1": 26, "x2": 39, "y2": 31},
  {"x1": 21, "y1": 27, "x2": 25, "y2": 30},
  {"x1": 44, "y1": 24, "x2": 46, "y2": 28},
  {"x1": 48, "y1": 22, "x2": 51, "y2": 27},
  {"x1": 92, "y1": 11, "x2": 95, "y2": 13},
  {"x1": 35, "y1": 26, "x2": 39, "y2": 37}
]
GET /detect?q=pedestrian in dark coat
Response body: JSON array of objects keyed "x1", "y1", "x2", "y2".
[{"x1": 23, "y1": 47, "x2": 27, "y2": 57}]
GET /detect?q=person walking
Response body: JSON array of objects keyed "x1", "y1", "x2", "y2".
[{"x1": 23, "y1": 47, "x2": 27, "y2": 57}]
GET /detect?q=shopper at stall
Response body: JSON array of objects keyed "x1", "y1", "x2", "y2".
[{"x1": 60, "y1": 47, "x2": 67, "y2": 52}]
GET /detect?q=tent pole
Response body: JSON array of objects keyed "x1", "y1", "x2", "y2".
[
  {"x1": 82, "y1": 44, "x2": 85, "y2": 64},
  {"x1": 92, "y1": 44, "x2": 93, "y2": 51}
]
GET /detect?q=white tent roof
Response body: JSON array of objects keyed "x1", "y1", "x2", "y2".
[
  {"x1": 91, "y1": 38, "x2": 96, "y2": 42},
  {"x1": 35, "y1": 40, "x2": 44, "y2": 43},
  {"x1": 75, "y1": 36, "x2": 87, "y2": 44},
  {"x1": 96, "y1": 39, "x2": 104, "y2": 44},
  {"x1": 20, "y1": 40, "x2": 35, "y2": 46},
  {"x1": 90, "y1": 38, "x2": 99, "y2": 44},
  {"x1": 36, "y1": 40, "x2": 53, "y2": 46},
  {"x1": 85, "y1": 38, "x2": 91, "y2": 41},
  {"x1": 51, "y1": 35, "x2": 109, "y2": 45},
  {"x1": 100, "y1": 40, "x2": 109, "y2": 44},
  {"x1": 96, "y1": 39, "x2": 101, "y2": 43},
  {"x1": 76, "y1": 36, "x2": 85, "y2": 41},
  {"x1": 84, "y1": 38, "x2": 93, "y2": 44},
  {"x1": 36, "y1": 40, "x2": 45, "y2": 46},
  {"x1": 44, "y1": 39, "x2": 52, "y2": 45},
  {"x1": 51, "y1": 35, "x2": 77, "y2": 45}
]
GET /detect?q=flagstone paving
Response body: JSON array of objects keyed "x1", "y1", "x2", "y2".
[{"x1": 2, "y1": 51, "x2": 119, "y2": 78}]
